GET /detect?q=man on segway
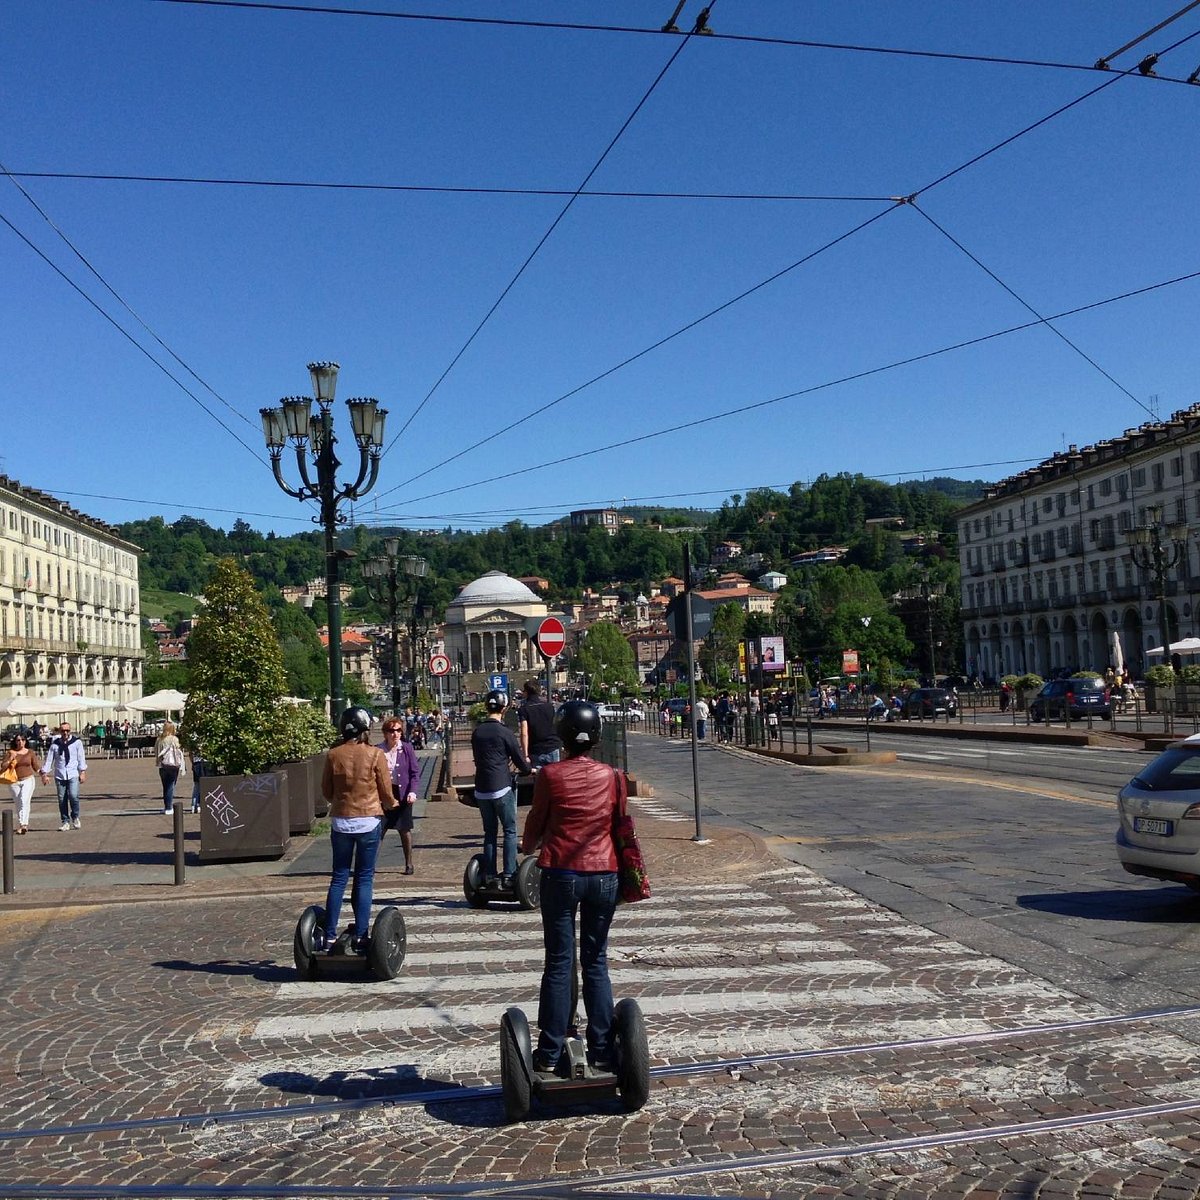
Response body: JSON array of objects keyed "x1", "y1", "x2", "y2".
[
  {"x1": 317, "y1": 707, "x2": 397, "y2": 954},
  {"x1": 520, "y1": 700, "x2": 621, "y2": 1074},
  {"x1": 471, "y1": 690, "x2": 532, "y2": 889}
]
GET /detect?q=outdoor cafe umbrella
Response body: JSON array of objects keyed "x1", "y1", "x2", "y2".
[
  {"x1": 123, "y1": 689, "x2": 188, "y2": 716},
  {"x1": 1146, "y1": 637, "x2": 1200, "y2": 658},
  {"x1": 0, "y1": 694, "x2": 105, "y2": 717},
  {"x1": 1111, "y1": 630, "x2": 1125, "y2": 678}
]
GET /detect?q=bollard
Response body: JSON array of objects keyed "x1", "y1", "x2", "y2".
[
  {"x1": 2, "y1": 809, "x2": 13, "y2": 895},
  {"x1": 173, "y1": 804, "x2": 186, "y2": 886}
]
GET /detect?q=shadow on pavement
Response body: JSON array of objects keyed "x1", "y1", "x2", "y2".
[
  {"x1": 154, "y1": 957, "x2": 294, "y2": 983},
  {"x1": 1018, "y1": 886, "x2": 1200, "y2": 922},
  {"x1": 261, "y1": 1064, "x2": 477, "y2": 1105}
]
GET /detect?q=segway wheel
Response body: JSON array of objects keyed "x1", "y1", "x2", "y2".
[
  {"x1": 367, "y1": 906, "x2": 408, "y2": 980},
  {"x1": 514, "y1": 856, "x2": 542, "y2": 911},
  {"x1": 613, "y1": 998, "x2": 650, "y2": 1111},
  {"x1": 464, "y1": 854, "x2": 489, "y2": 908},
  {"x1": 293, "y1": 905, "x2": 324, "y2": 980},
  {"x1": 500, "y1": 1007, "x2": 533, "y2": 1122}
]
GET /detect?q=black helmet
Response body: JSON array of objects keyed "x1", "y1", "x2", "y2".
[
  {"x1": 556, "y1": 700, "x2": 601, "y2": 751},
  {"x1": 484, "y1": 690, "x2": 507, "y2": 713},
  {"x1": 339, "y1": 706, "x2": 372, "y2": 740}
]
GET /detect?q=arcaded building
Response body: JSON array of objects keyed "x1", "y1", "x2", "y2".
[
  {"x1": 0, "y1": 476, "x2": 143, "y2": 708},
  {"x1": 958, "y1": 405, "x2": 1200, "y2": 680}
]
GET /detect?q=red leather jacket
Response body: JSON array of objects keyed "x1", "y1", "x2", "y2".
[{"x1": 521, "y1": 755, "x2": 619, "y2": 873}]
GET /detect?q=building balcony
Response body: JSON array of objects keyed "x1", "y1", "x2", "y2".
[
  {"x1": 1001, "y1": 599, "x2": 1025, "y2": 615},
  {"x1": 1079, "y1": 590, "x2": 1108, "y2": 605},
  {"x1": 1110, "y1": 584, "x2": 1141, "y2": 602}
]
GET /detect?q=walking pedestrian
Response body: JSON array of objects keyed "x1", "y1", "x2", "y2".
[
  {"x1": 2, "y1": 732, "x2": 40, "y2": 834},
  {"x1": 518, "y1": 679, "x2": 564, "y2": 766},
  {"x1": 693, "y1": 696, "x2": 710, "y2": 740},
  {"x1": 153, "y1": 720, "x2": 186, "y2": 815},
  {"x1": 39, "y1": 721, "x2": 87, "y2": 830},
  {"x1": 379, "y1": 715, "x2": 420, "y2": 875}
]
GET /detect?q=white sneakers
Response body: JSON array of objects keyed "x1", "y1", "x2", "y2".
[
  {"x1": 71, "y1": 818, "x2": 81, "y2": 829},
  {"x1": 58, "y1": 821, "x2": 70, "y2": 832}
]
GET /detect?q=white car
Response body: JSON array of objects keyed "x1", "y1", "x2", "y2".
[{"x1": 597, "y1": 704, "x2": 644, "y2": 722}]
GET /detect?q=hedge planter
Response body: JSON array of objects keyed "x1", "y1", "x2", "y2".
[{"x1": 197, "y1": 772, "x2": 291, "y2": 862}]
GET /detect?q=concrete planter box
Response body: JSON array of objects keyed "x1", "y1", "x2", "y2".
[
  {"x1": 197, "y1": 772, "x2": 290, "y2": 862},
  {"x1": 279, "y1": 760, "x2": 316, "y2": 835},
  {"x1": 311, "y1": 752, "x2": 329, "y2": 818}
]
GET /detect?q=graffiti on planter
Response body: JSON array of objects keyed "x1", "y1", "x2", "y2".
[{"x1": 206, "y1": 785, "x2": 245, "y2": 834}]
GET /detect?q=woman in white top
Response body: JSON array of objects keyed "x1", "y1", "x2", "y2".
[{"x1": 153, "y1": 721, "x2": 186, "y2": 815}]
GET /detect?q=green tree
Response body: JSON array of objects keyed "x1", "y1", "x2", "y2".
[
  {"x1": 273, "y1": 602, "x2": 328, "y2": 702},
  {"x1": 181, "y1": 558, "x2": 310, "y2": 774},
  {"x1": 577, "y1": 621, "x2": 638, "y2": 695}
]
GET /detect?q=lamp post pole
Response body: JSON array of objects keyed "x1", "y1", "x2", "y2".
[
  {"x1": 363, "y1": 545, "x2": 428, "y2": 716},
  {"x1": 261, "y1": 362, "x2": 386, "y2": 718},
  {"x1": 409, "y1": 600, "x2": 434, "y2": 709},
  {"x1": 1126, "y1": 504, "x2": 1186, "y2": 669}
]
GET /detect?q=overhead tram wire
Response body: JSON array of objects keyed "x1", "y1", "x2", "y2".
[
  {"x1": 382, "y1": 4, "x2": 718, "y2": 454},
  {"x1": 377, "y1": 48, "x2": 1163, "y2": 504},
  {"x1": 0, "y1": 159, "x2": 257, "y2": 434},
  {"x1": 38, "y1": 490, "x2": 313, "y2": 525},
  {"x1": 377, "y1": 201, "x2": 903, "y2": 499},
  {"x1": 383, "y1": 266, "x2": 1200, "y2": 510},
  {"x1": 0, "y1": 208, "x2": 269, "y2": 467},
  {"x1": 907, "y1": 201, "x2": 1156, "y2": 421},
  {"x1": 5, "y1": 172, "x2": 893, "y2": 204},
  {"x1": 150, "y1": 0, "x2": 1200, "y2": 88}
]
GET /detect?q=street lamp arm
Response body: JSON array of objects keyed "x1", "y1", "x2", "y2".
[
  {"x1": 269, "y1": 453, "x2": 310, "y2": 502},
  {"x1": 294, "y1": 443, "x2": 317, "y2": 495},
  {"x1": 340, "y1": 449, "x2": 380, "y2": 503}
]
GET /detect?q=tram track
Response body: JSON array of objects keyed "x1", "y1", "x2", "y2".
[{"x1": 4, "y1": 1000, "x2": 1199, "y2": 1147}]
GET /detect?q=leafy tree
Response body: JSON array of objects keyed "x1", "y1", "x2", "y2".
[
  {"x1": 577, "y1": 621, "x2": 639, "y2": 695},
  {"x1": 181, "y1": 558, "x2": 323, "y2": 774},
  {"x1": 273, "y1": 602, "x2": 328, "y2": 701}
]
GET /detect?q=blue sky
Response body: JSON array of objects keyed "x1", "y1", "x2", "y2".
[{"x1": 4, "y1": 1, "x2": 1199, "y2": 536}]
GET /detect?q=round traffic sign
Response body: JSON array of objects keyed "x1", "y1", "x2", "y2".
[
  {"x1": 535, "y1": 616, "x2": 566, "y2": 659},
  {"x1": 428, "y1": 653, "x2": 451, "y2": 677}
]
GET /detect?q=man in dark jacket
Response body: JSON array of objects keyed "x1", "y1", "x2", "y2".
[
  {"x1": 471, "y1": 690, "x2": 532, "y2": 885},
  {"x1": 518, "y1": 679, "x2": 563, "y2": 766}
]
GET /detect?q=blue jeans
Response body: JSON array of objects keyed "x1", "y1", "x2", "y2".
[
  {"x1": 158, "y1": 766, "x2": 180, "y2": 810},
  {"x1": 479, "y1": 788, "x2": 518, "y2": 877},
  {"x1": 532, "y1": 749, "x2": 561, "y2": 767},
  {"x1": 537, "y1": 870, "x2": 618, "y2": 1066},
  {"x1": 324, "y1": 820, "x2": 382, "y2": 939},
  {"x1": 55, "y1": 777, "x2": 80, "y2": 823}
]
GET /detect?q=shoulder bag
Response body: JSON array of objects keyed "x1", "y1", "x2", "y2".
[{"x1": 611, "y1": 767, "x2": 651, "y2": 904}]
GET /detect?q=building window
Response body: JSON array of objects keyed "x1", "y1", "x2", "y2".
[
  {"x1": 1152, "y1": 463, "x2": 1165, "y2": 490},
  {"x1": 1172, "y1": 456, "x2": 1183, "y2": 477},
  {"x1": 1177, "y1": 497, "x2": 1187, "y2": 524},
  {"x1": 1132, "y1": 467, "x2": 1146, "y2": 487},
  {"x1": 1042, "y1": 497, "x2": 1053, "y2": 513},
  {"x1": 1099, "y1": 478, "x2": 1111, "y2": 496},
  {"x1": 1191, "y1": 451, "x2": 1200, "y2": 481},
  {"x1": 1118, "y1": 510, "x2": 1131, "y2": 532}
]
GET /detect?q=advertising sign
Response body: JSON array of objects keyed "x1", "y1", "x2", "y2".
[
  {"x1": 842, "y1": 649, "x2": 860, "y2": 675},
  {"x1": 760, "y1": 635, "x2": 785, "y2": 673}
]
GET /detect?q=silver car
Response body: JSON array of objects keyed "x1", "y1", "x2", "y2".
[{"x1": 1116, "y1": 734, "x2": 1200, "y2": 890}]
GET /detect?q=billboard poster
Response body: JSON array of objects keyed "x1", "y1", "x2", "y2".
[
  {"x1": 760, "y1": 635, "x2": 785, "y2": 673},
  {"x1": 843, "y1": 649, "x2": 860, "y2": 675}
]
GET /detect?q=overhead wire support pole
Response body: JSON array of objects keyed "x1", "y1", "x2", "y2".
[{"x1": 682, "y1": 543, "x2": 708, "y2": 845}]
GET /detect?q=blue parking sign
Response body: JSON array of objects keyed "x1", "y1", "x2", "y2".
[{"x1": 488, "y1": 673, "x2": 509, "y2": 694}]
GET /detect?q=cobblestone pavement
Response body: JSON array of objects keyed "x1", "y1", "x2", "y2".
[{"x1": 4, "y1": 749, "x2": 1200, "y2": 1196}]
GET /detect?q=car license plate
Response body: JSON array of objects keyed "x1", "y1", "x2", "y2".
[{"x1": 1134, "y1": 817, "x2": 1173, "y2": 836}]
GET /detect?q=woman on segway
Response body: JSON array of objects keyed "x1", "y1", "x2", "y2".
[
  {"x1": 317, "y1": 707, "x2": 397, "y2": 954},
  {"x1": 520, "y1": 700, "x2": 620, "y2": 1073}
]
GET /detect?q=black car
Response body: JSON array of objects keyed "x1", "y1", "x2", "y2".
[
  {"x1": 902, "y1": 687, "x2": 958, "y2": 718},
  {"x1": 1028, "y1": 677, "x2": 1112, "y2": 721}
]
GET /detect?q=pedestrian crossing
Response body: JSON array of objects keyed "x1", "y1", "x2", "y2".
[{"x1": 204, "y1": 873, "x2": 1112, "y2": 1079}]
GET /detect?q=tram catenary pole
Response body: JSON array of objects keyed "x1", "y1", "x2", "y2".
[{"x1": 683, "y1": 543, "x2": 707, "y2": 844}]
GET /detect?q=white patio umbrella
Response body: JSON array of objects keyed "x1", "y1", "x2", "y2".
[
  {"x1": 0, "y1": 694, "x2": 102, "y2": 717},
  {"x1": 1146, "y1": 637, "x2": 1200, "y2": 658},
  {"x1": 40, "y1": 691, "x2": 108, "y2": 712},
  {"x1": 124, "y1": 689, "x2": 188, "y2": 715},
  {"x1": 1111, "y1": 631, "x2": 1125, "y2": 677}
]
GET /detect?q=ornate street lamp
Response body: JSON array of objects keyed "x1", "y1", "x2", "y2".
[
  {"x1": 1126, "y1": 503, "x2": 1187, "y2": 668},
  {"x1": 261, "y1": 362, "x2": 387, "y2": 718},
  {"x1": 362, "y1": 546, "x2": 428, "y2": 715},
  {"x1": 406, "y1": 599, "x2": 436, "y2": 708}
]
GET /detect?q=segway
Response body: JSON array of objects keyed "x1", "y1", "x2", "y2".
[
  {"x1": 293, "y1": 904, "x2": 407, "y2": 980},
  {"x1": 499, "y1": 997, "x2": 650, "y2": 1123},
  {"x1": 463, "y1": 854, "x2": 541, "y2": 910}
]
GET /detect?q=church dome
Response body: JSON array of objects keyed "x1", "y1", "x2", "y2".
[{"x1": 451, "y1": 570, "x2": 541, "y2": 607}]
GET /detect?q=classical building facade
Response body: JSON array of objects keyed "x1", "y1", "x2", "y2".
[
  {"x1": 0, "y1": 476, "x2": 143, "y2": 707},
  {"x1": 958, "y1": 405, "x2": 1200, "y2": 680},
  {"x1": 442, "y1": 570, "x2": 549, "y2": 691}
]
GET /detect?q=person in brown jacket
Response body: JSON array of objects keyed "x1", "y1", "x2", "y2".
[{"x1": 317, "y1": 707, "x2": 397, "y2": 954}]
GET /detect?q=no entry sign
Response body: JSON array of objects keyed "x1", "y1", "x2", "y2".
[
  {"x1": 536, "y1": 616, "x2": 566, "y2": 659},
  {"x1": 429, "y1": 653, "x2": 451, "y2": 676}
]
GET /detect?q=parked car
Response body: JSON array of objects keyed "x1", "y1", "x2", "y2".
[
  {"x1": 1116, "y1": 733, "x2": 1200, "y2": 890},
  {"x1": 597, "y1": 704, "x2": 643, "y2": 722},
  {"x1": 1028, "y1": 677, "x2": 1111, "y2": 721},
  {"x1": 660, "y1": 698, "x2": 689, "y2": 716},
  {"x1": 902, "y1": 687, "x2": 958, "y2": 718}
]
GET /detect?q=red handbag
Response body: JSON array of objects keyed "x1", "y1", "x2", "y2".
[{"x1": 612, "y1": 769, "x2": 651, "y2": 903}]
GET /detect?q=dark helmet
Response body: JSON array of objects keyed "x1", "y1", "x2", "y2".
[
  {"x1": 339, "y1": 706, "x2": 372, "y2": 740},
  {"x1": 484, "y1": 690, "x2": 507, "y2": 713},
  {"x1": 556, "y1": 700, "x2": 601, "y2": 751}
]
